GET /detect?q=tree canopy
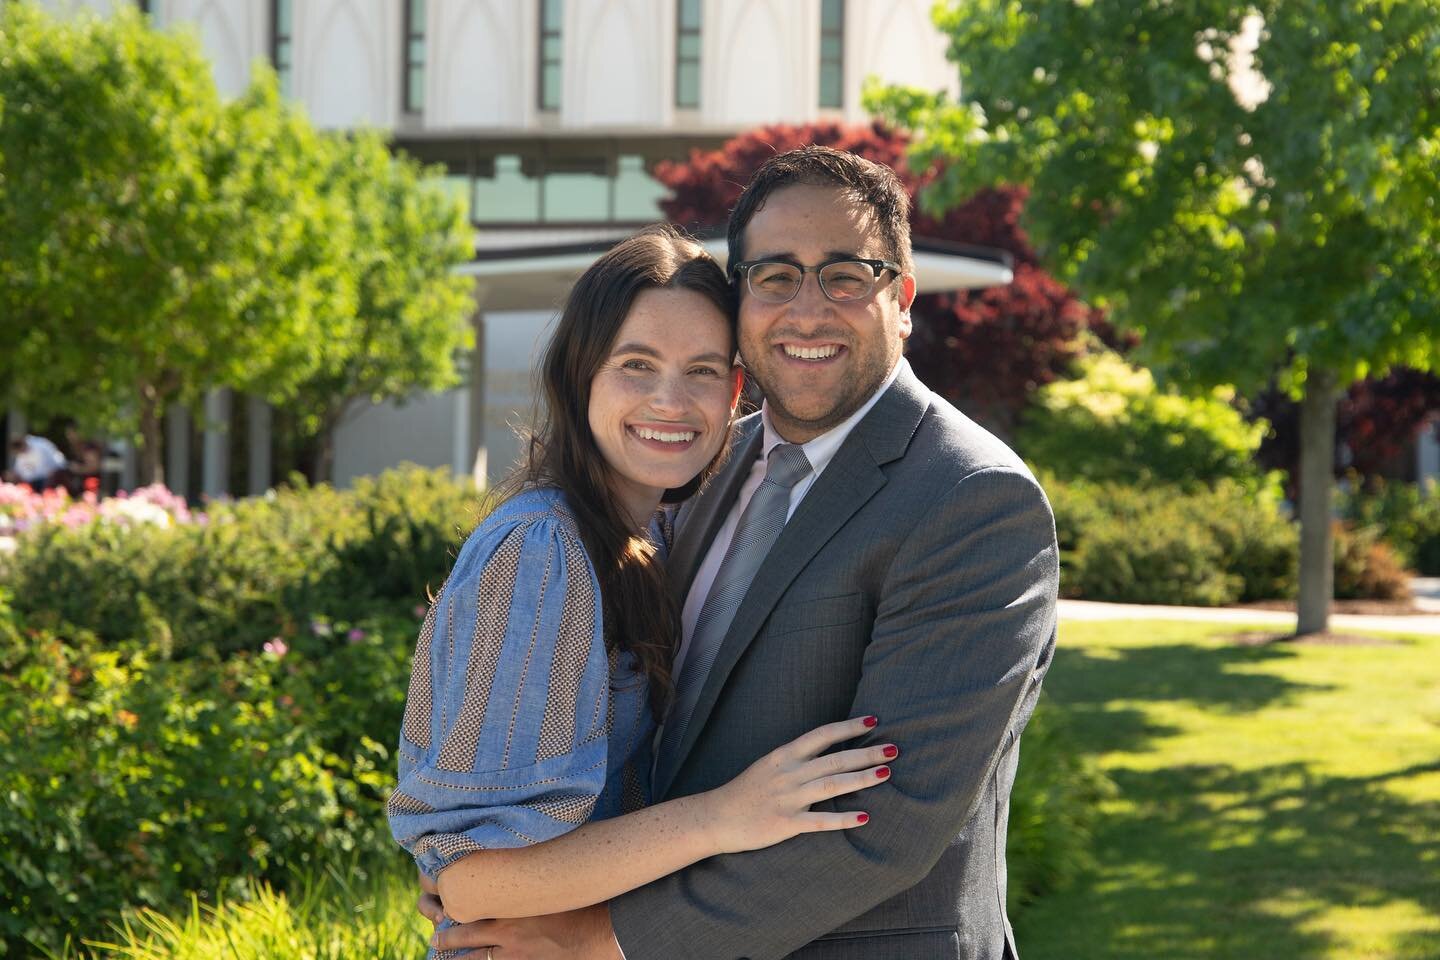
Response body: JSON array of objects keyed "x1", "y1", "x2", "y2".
[
  {"x1": 872, "y1": 0, "x2": 1440, "y2": 632},
  {"x1": 0, "y1": 3, "x2": 474, "y2": 485},
  {"x1": 874, "y1": 0, "x2": 1438, "y2": 394}
]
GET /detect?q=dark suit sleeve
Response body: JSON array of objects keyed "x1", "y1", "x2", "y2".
[{"x1": 610, "y1": 466, "x2": 1060, "y2": 960}]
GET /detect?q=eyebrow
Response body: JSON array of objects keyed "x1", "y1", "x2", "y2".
[
  {"x1": 747, "y1": 250, "x2": 867, "y2": 263},
  {"x1": 610, "y1": 342, "x2": 732, "y2": 366}
]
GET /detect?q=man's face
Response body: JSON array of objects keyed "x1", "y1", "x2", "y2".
[{"x1": 736, "y1": 183, "x2": 916, "y2": 444}]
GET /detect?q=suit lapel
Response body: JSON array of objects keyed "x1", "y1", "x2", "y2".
[{"x1": 655, "y1": 365, "x2": 933, "y2": 799}]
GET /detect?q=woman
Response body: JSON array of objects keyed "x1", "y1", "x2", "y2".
[{"x1": 387, "y1": 227, "x2": 896, "y2": 953}]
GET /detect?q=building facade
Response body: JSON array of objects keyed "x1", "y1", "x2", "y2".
[{"x1": 23, "y1": 1, "x2": 1010, "y2": 492}]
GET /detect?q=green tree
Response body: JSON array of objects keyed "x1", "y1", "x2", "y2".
[
  {"x1": 2, "y1": 5, "x2": 474, "y2": 491},
  {"x1": 283, "y1": 130, "x2": 476, "y2": 483},
  {"x1": 873, "y1": 0, "x2": 1439, "y2": 633},
  {"x1": 0, "y1": 4, "x2": 353, "y2": 486}
]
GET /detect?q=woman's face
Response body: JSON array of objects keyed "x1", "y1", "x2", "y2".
[{"x1": 588, "y1": 286, "x2": 740, "y2": 526}]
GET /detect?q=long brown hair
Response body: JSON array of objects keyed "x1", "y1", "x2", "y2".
[{"x1": 508, "y1": 225, "x2": 736, "y2": 713}]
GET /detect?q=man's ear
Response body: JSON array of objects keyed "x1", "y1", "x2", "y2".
[
  {"x1": 899, "y1": 273, "x2": 917, "y2": 311},
  {"x1": 897, "y1": 274, "x2": 917, "y2": 340},
  {"x1": 730, "y1": 366, "x2": 745, "y2": 410}
]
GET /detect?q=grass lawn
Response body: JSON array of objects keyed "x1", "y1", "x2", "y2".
[{"x1": 1016, "y1": 620, "x2": 1440, "y2": 959}]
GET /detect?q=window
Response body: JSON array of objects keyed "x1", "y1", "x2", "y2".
[
  {"x1": 675, "y1": 0, "x2": 701, "y2": 109},
  {"x1": 538, "y1": 0, "x2": 563, "y2": 112},
  {"x1": 818, "y1": 0, "x2": 844, "y2": 109},
  {"x1": 271, "y1": 0, "x2": 293, "y2": 97},
  {"x1": 467, "y1": 153, "x2": 667, "y2": 226},
  {"x1": 403, "y1": 0, "x2": 426, "y2": 115}
]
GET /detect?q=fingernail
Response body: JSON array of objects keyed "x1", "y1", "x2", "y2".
[
  {"x1": 862, "y1": 715, "x2": 878, "y2": 728},
  {"x1": 856, "y1": 812, "x2": 870, "y2": 824},
  {"x1": 876, "y1": 766, "x2": 890, "y2": 779},
  {"x1": 430, "y1": 934, "x2": 439, "y2": 947}
]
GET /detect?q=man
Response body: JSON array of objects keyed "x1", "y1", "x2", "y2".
[{"x1": 424, "y1": 147, "x2": 1058, "y2": 959}]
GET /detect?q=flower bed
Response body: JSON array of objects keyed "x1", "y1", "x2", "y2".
[{"x1": 0, "y1": 481, "x2": 198, "y2": 537}]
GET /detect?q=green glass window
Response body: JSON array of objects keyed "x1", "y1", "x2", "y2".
[
  {"x1": 272, "y1": 0, "x2": 293, "y2": 98},
  {"x1": 403, "y1": 0, "x2": 426, "y2": 115},
  {"x1": 539, "y1": 0, "x2": 563, "y2": 111},
  {"x1": 472, "y1": 156, "x2": 542, "y2": 224},
  {"x1": 675, "y1": 0, "x2": 701, "y2": 109},
  {"x1": 818, "y1": 0, "x2": 844, "y2": 109}
]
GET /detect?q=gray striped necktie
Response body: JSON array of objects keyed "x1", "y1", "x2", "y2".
[{"x1": 656, "y1": 442, "x2": 812, "y2": 786}]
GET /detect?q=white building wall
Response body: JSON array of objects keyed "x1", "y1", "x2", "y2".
[
  {"x1": 568, "y1": 0, "x2": 665, "y2": 127},
  {"x1": 300, "y1": 0, "x2": 395, "y2": 128},
  {"x1": 40, "y1": 0, "x2": 958, "y2": 131},
  {"x1": 430, "y1": 0, "x2": 529, "y2": 127},
  {"x1": 169, "y1": 0, "x2": 267, "y2": 97},
  {"x1": 332, "y1": 386, "x2": 458, "y2": 487},
  {"x1": 848, "y1": 0, "x2": 961, "y2": 112}
]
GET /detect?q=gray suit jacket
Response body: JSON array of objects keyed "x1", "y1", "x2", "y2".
[{"x1": 611, "y1": 364, "x2": 1059, "y2": 960}]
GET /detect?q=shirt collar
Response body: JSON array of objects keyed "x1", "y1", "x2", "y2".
[{"x1": 759, "y1": 358, "x2": 908, "y2": 477}]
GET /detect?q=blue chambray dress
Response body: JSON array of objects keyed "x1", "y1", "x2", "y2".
[{"x1": 387, "y1": 487, "x2": 657, "y2": 956}]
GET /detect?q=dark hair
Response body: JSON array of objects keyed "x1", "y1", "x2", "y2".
[
  {"x1": 727, "y1": 145, "x2": 913, "y2": 283},
  {"x1": 508, "y1": 225, "x2": 736, "y2": 713}
]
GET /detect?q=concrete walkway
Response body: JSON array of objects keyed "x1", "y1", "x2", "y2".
[{"x1": 1060, "y1": 579, "x2": 1440, "y2": 636}]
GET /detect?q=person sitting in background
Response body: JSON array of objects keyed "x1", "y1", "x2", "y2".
[{"x1": 5, "y1": 435, "x2": 68, "y2": 491}]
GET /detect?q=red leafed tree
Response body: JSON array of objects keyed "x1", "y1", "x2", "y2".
[
  {"x1": 1253, "y1": 368, "x2": 1440, "y2": 488},
  {"x1": 655, "y1": 121, "x2": 1113, "y2": 438}
]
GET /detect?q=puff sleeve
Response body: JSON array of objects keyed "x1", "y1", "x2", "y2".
[{"x1": 387, "y1": 501, "x2": 611, "y2": 881}]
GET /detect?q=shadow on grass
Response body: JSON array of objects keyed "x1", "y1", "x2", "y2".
[
  {"x1": 1042, "y1": 641, "x2": 1332, "y2": 757},
  {"x1": 1016, "y1": 639, "x2": 1437, "y2": 959},
  {"x1": 1017, "y1": 760, "x2": 1440, "y2": 959},
  {"x1": 1049, "y1": 640, "x2": 1330, "y2": 711}
]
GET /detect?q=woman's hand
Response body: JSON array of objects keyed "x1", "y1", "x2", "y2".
[{"x1": 698, "y1": 715, "x2": 896, "y2": 855}]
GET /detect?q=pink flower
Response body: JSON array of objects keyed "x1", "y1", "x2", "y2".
[
  {"x1": 346, "y1": 628, "x2": 366, "y2": 644},
  {"x1": 263, "y1": 637, "x2": 289, "y2": 658},
  {"x1": 413, "y1": 604, "x2": 428, "y2": 619}
]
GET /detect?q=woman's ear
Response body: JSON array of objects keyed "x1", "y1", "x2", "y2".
[{"x1": 730, "y1": 366, "x2": 745, "y2": 411}]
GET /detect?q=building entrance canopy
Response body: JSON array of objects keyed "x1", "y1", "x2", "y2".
[{"x1": 459, "y1": 228, "x2": 1014, "y2": 312}]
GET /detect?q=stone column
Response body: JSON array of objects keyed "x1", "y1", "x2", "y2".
[
  {"x1": 165, "y1": 406, "x2": 191, "y2": 498},
  {"x1": 202, "y1": 388, "x2": 232, "y2": 500},
  {"x1": 247, "y1": 396, "x2": 272, "y2": 496}
]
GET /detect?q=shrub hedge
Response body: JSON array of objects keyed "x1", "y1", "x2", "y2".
[
  {"x1": 0, "y1": 613, "x2": 417, "y2": 955},
  {"x1": 1017, "y1": 353, "x2": 1273, "y2": 492},
  {"x1": 3, "y1": 466, "x2": 478, "y2": 658},
  {"x1": 1340, "y1": 479, "x2": 1440, "y2": 577},
  {"x1": 1043, "y1": 473, "x2": 1410, "y2": 605},
  {"x1": 0, "y1": 466, "x2": 1112, "y2": 953}
]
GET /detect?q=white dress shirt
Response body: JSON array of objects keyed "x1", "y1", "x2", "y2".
[{"x1": 672, "y1": 359, "x2": 907, "y2": 677}]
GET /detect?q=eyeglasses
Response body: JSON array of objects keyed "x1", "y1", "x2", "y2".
[{"x1": 731, "y1": 257, "x2": 902, "y2": 304}]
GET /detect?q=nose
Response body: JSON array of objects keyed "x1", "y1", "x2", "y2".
[
  {"x1": 785, "y1": 270, "x2": 834, "y2": 320},
  {"x1": 647, "y1": 371, "x2": 690, "y2": 416}
]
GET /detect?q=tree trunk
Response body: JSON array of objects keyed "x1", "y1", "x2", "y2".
[
  {"x1": 137, "y1": 385, "x2": 165, "y2": 489},
  {"x1": 1296, "y1": 368, "x2": 1337, "y2": 636}
]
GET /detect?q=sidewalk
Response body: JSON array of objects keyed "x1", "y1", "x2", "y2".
[{"x1": 1060, "y1": 578, "x2": 1440, "y2": 636}]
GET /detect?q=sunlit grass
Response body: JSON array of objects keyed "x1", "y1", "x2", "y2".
[
  {"x1": 62, "y1": 854, "x2": 429, "y2": 960},
  {"x1": 1017, "y1": 620, "x2": 1440, "y2": 959}
]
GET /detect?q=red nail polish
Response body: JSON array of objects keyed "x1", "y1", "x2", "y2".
[
  {"x1": 882, "y1": 745, "x2": 898, "y2": 759},
  {"x1": 856, "y1": 813, "x2": 869, "y2": 824},
  {"x1": 876, "y1": 766, "x2": 890, "y2": 778},
  {"x1": 862, "y1": 715, "x2": 878, "y2": 728}
]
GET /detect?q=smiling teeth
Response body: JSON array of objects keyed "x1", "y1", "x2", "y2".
[
  {"x1": 635, "y1": 427, "x2": 696, "y2": 443},
  {"x1": 784, "y1": 344, "x2": 840, "y2": 360}
]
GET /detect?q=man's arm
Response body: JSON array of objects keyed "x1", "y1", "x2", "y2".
[{"x1": 610, "y1": 466, "x2": 1059, "y2": 960}]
